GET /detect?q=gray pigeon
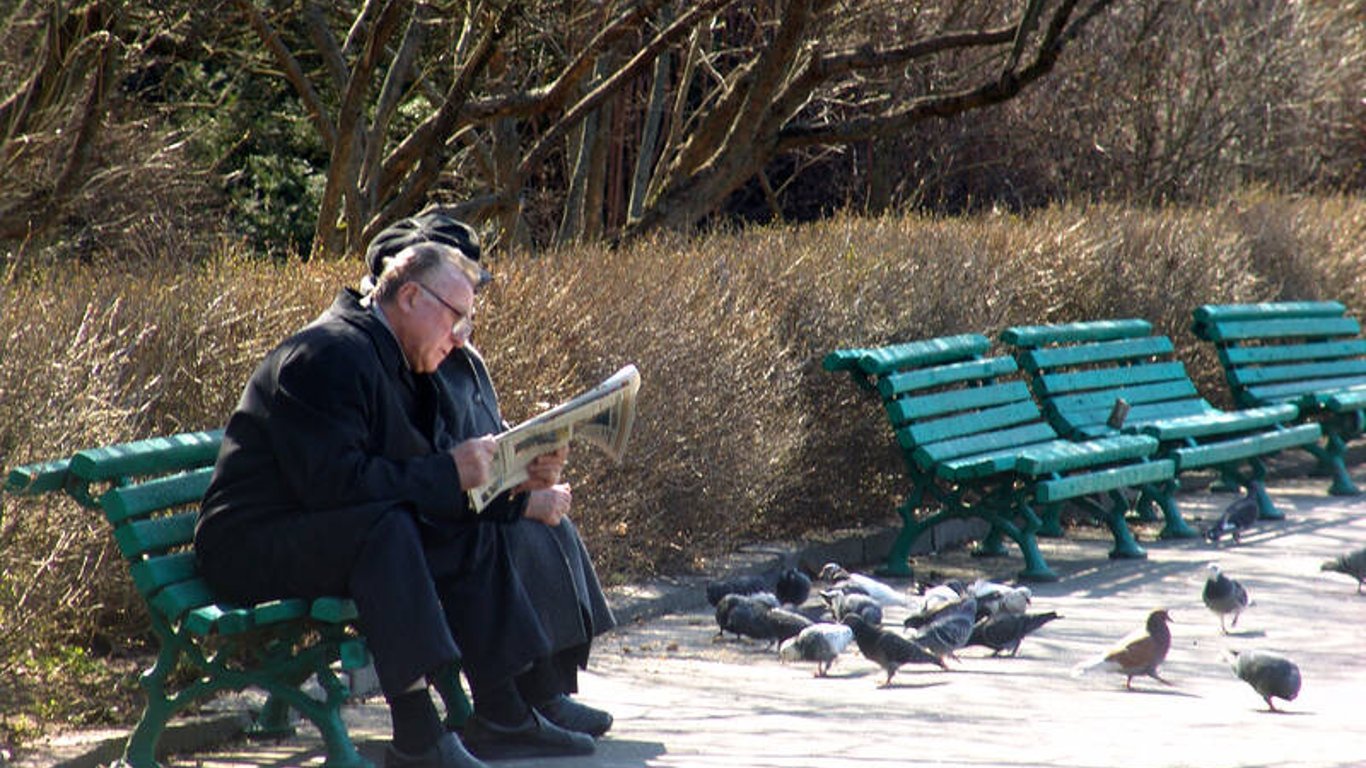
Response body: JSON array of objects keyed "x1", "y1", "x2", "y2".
[
  {"x1": 714, "y1": 592, "x2": 779, "y2": 640},
  {"x1": 907, "y1": 594, "x2": 978, "y2": 664},
  {"x1": 1223, "y1": 649, "x2": 1301, "y2": 712},
  {"x1": 821, "y1": 589, "x2": 883, "y2": 626},
  {"x1": 763, "y1": 607, "x2": 816, "y2": 652},
  {"x1": 1320, "y1": 546, "x2": 1366, "y2": 594},
  {"x1": 1202, "y1": 563, "x2": 1251, "y2": 633},
  {"x1": 971, "y1": 579, "x2": 1032, "y2": 620},
  {"x1": 1204, "y1": 492, "x2": 1258, "y2": 543},
  {"x1": 779, "y1": 622, "x2": 855, "y2": 676},
  {"x1": 965, "y1": 611, "x2": 1061, "y2": 657},
  {"x1": 841, "y1": 614, "x2": 949, "y2": 686}
]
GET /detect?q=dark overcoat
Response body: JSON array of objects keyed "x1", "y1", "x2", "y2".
[{"x1": 195, "y1": 289, "x2": 551, "y2": 696}]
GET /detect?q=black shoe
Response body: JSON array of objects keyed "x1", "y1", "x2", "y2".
[
  {"x1": 536, "y1": 694, "x2": 613, "y2": 737},
  {"x1": 386, "y1": 732, "x2": 489, "y2": 768},
  {"x1": 462, "y1": 710, "x2": 596, "y2": 760}
]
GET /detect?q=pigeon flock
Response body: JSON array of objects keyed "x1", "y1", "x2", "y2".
[{"x1": 702, "y1": 531, "x2": 1365, "y2": 712}]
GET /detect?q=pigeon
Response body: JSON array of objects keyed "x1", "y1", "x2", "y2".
[
  {"x1": 841, "y1": 613, "x2": 949, "y2": 686},
  {"x1": 1202, "y1": 563, "x2": 1251, "y2": 633},
  {"x1": 965, "y1": 611, "x2": 1061, "y2": 657},
  {"x1": 714, "y1": 592, "x2": 779, "y2": 640},
  {"x1": 818, "y1": 562, "x2": 911, "y2": 607},
  {"x1": 906, "y1": 594, "x2": 978, "y2": 664},
  {"x1": 820, "y1": 589, "x2": 883, "y2": 626},
  {"x1": 779, "y1": 622, "x2": 855, "y2": 676},
  {"x1": 1222, "y1": 649, "x2": 1302, "y2": 712},
  {"x1": 970, "y1": 579, "x2": 1032, "y2": 619},
  {"x1": 764, "y1": 607, "x2": 816, "y2": 652},
  {"x1": 903, "y1": 580, "x2": 969, "y2": 629},
  {"x1": 1071, "y1": 608, "x2": 1174, "y2": 690},
  {"x1": 1203, "y1": 492, "x2": 1258, "y2": 543},
  {"x1": 706, "y1": 575, "x2": 769, "y2": 606},
  {"x1": 775, "y1": 567, "x2": 813, "y2": 607},
  {"x1": 1320, "y1": 546, "x2": 1366, "y2": 594}
]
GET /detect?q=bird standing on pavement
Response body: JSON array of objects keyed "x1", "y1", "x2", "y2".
[
  {"x1": 1202, "y1": 563, "x2": 1251, "y2": 633},
  {"x1": 779, "y1": 622, "x2": 855, "y2": 677},
  {"x1": 764, "y1": 607, "x2": 815, "y2": 652},
  {"x1": 818, "y1": 562, "x2": 912, "y2": 607},
  {"x1": 706, "y1": 575, "x2": 770, "y2": 607},
  {"x1": 775, "y1": 567, "x2": 813, "y2": 607},
  {"x1": 821, "y1": 589, "x2": 883, "y2": 626},
  {"x1": 1204, "y1": 492, "x2": 1258, "y2": 544},
  {"x1": 965, "y1": 611, "x2": 1061, "y2": 657},
  {"x1": 714, "y1": 592, "x2": 779, "y2": 640},
  {"x1": 841, "y1": 614, "x2": 949, "y2": 686},
  {"x1": 1071, "y1": 608, "x2": 1174, "y2": 690},
  {"x1": 1222, "y1": 649, "x2": 1301, "y2": 712},
  {"x1": 971, "y1": 579, "x2": 1032, "y2": 620},
  {"x1": 1320, "y1": 546, "x2": 1366, "y2": 594},
  {"x1": 907, "y1": 594, "x2": 978, "y2": 665}
]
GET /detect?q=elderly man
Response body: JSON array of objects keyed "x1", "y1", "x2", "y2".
[
  {"x1": 362, "y1": 210, "x2": 617, "y2": 739},
  {"x1": 195, "y1": 242, "x2": 594, "y2": 768}
]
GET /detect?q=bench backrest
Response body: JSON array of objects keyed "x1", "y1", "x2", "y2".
[
  {"x1": 1001, "y1": 319, "x2": 1212, "y2": 438},
  {"x1": 823, "y1": 333, "x2": 1061, "y2": 476},
  {"x1": 1191, "y1": 301, "x2": 1366, "y2": 408}
]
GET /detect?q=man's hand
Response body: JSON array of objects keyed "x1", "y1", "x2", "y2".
[
  {"x1": 524, "y1": 483, "x2": 572, "y2": 527},
  {"x1": 516, "y1": 445, "x2": 570, "y2": 493},
  {"x1": 450, "y1": 435, "x2": 498, "y2": 491}
]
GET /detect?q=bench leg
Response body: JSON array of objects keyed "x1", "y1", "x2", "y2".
[
  {"x1": 119, "y1": 644, "x2": 180, "y2": 768},
  {"x1": 1036, "y1": 503, "x2": 1065, "y2": 538},
  {"x1": 1307, "y1": 431, "x2": 1361, "y2": 496},
  {"x1": 432, "y1": 663, "x2": 473, "y2": 730},
  {"x1": 877, "y1": 494, "x2": 925, "y2": 577},
  {"x1": 1073, "y1": 491, "x2": 1146, "y2": 560},
  {"x1": 1138, "y1": 480, "x2": 1198, "y2": 540}
]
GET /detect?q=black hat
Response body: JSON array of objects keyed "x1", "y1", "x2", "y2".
[{"x1": 365, "y1": 211, "x2": 483, "y2": 279}]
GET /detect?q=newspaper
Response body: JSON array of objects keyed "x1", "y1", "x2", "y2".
[{"x1": 468, "y1": 364, "x2": 641, "y2": 513}]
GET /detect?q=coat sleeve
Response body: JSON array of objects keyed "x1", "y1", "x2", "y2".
[{"x1": 264, "y1": 334, "x2": 467, "y2": 519}]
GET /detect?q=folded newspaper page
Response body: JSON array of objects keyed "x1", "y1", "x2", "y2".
[{"x1": 469, "y1": 364, "x2": 641, "y2": 513}]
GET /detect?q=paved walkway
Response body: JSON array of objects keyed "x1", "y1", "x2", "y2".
[{"x1": 18, "y1": 477, "x2": 1366, "y2": 768}]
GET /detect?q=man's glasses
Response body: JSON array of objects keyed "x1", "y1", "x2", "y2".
[{"x1": 415, "y1": 282, "x2": 475, "y2": 339}]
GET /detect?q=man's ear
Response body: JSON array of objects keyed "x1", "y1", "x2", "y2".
[{"x1": 394, "y1": 281, "x2": 421, "y2": 313}]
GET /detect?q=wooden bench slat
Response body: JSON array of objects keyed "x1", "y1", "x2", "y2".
[
  {"x1": 1015, "y1": 435, "x2": 1159, "y2": 475},
  {"x1": 112, "y1": 511, "x2": 196, "y2": 559},
  {"x1": 887, "y1": 380, "x2": 1031, "y2": 424},
  {"x1": 68, "y1": 430, "x2": 225, "y2": 482},
  {"x1": 1035, "y1": 459, "x2": 1175, "y2": 503},
  {"x1": 1053, "y1": 400, "x2": 1211, "y2": 435},
  {"x1": 1230, "y1": 360, "x2": 1366, "y2": 387},
  {"x1": 1222, "y1": 339, "x2": 1366, "y2": 365},
  {"x1": 1245, "y1": 376, "x2": 1366, "y2": 404},
  {"x1": 1022, "y1": 336, "x2": 1173, "y2": 372},
  {"x1": 4, "y1": 458, "x2": 72, "y2": 495},
  {"x1": 910, "y1": 423, "x2": 1060, "y2": 466},
  {"x1": 853, "y1": 334, "x2": 991, "y2": 375},
  {"x1": 902, "y1": 401, "x2": 1041, "y2": 445},
  {"x1": 1199, "y1": 316, "x2": 1361, "y2": 343},
  {"x1": 1133, "y1": 404, "x2": 1299, "y2": 440},
  {"x1": 1170, "y1": 423, "x2": 1324, "y2": 471},
  {"x1": 101, "y1": 468, "x2": 214, "y2": 524},
  {"x1": 1001, "y1": 318, "x2": 1153, "y2": 348},
  {"x1": 1193, "y1": 300, "x2": 1347, "y2": 324},
  {"x1": 877, "y1": 356, "x2": 1016, "y2": 398},
  {"x1": 150, "y1": 577, "x2": 219, "y2": 623},
  {"x1": 1035, "y1": 362, "x2": 1189, "y2": 397},
  {"x1": 129, "y1": 551, "x2": 199, "y2": 596},
  {"x1": 1045, "y1": 379, "x2": 1200, "y2": 413}
]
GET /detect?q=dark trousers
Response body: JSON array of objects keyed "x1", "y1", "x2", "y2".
[{"x1": 197, "y1": 503, "x2": 545, "y2": 700}]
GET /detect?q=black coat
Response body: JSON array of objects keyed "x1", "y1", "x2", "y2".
[{"x1": 196, "y1": 289, "x2": 551, "y2": 694}]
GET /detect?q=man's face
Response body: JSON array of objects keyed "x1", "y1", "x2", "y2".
[{"x1": 395, "y1": 266, "x2": 475, "y2": 373}]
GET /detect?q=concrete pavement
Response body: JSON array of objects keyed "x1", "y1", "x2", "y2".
[{"x1": 18, "y1": 476, "x2": 1366, "y2": 768}]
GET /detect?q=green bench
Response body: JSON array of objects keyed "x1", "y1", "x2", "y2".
[
  {"x1": 824, "y1": 333, "x2": 1176, "y2": 582},
  {"x1": 1192, "y1": 301, "x2": 1366, "y2": 495},
  {"x1": 3, "y1": 430, "x2": 471, "y2": 768},
  {"x1": 1000, "y1": 319, "x2": 1322, "y2": 531}
]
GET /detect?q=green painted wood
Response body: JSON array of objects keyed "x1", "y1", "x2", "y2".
[
  {"x1": 311, "y1": 597, "x2": 360, "y2": 624},
  {"x1": 1170, "y1": 423, "x2": 1322, "y2": 471},
  {"x1": 4, "y1": 458, "x2": 71, "y2": 495},
  {"x1": 1134, "y1": 404, "x2": 1299, "y2": 441},
  {"x1": 183, "y1": 603, "x2": 254, "y2": 636},
  {"x1": 1034, "y1": 361, "x2": 1187, "y2": 396},
  {"x1": 129, "y1": 552, "x2": 198, "y2": 596},
  {"x1": 1198, "y1": 316, "x2": 1361, "y2": 343},
  {"x1": 149, "y1": 577, "x2": 218, "y2": 623},
  {"x1": 1022, "y1": 336, "x2": 1173, "y2": 372},
  {"x1": 1045, "y1": 380, "x2": 1200, "y2": 413},
  {"x1": 1229, "y1": 359, "x2": 1366, "y2": 387},
  {"x1": 1326, "y1": 388, "x2": 1366, "y2": 411},
  {"x1": 100, "y1": 468, "x2": 213, "y2": 524},
  {"x1": 885, "y1": 380, "x2": 1031, "y2": 424},
  {"x1": 1001, "y1": 319, "x2": 1153, "y2": 348},
  {"x1": 1222, "y1": 339, "x2": 1366, "y2": 365},
  {"x1": 68, "y1": 429, "x2": 224, "y2": 482},
  {"x1": 901, "y1": 401, "x2": 1040, "y2": 445},
  {"x1": 1053, "y1": 400, "x2": 1210, "y2": 433},
  {"x1": 1015, "y1": 435, "x2": 1158, "y2": 475},
  {"x1": 820, "y1": 348, "x2": 868, "y2": 373},
  {"x1": 253, "y1": 598, "x2": 310, "y2": 626},
  {"x1": 1035, "y1": 459, "x2": 1175, "y2": 503},
  {"x1": 910, "y1": 423, "x2": 1058, "y2": 465},
  {"x1": 1193, "y1": 300, "x2": 1346, "y2": 325},
  {"x1": 1246, "y1": 376, "x2": 1366, "y2": 404},
  {"x1": 855, "y1": 334, "x2": 990, "y2": 375},
  {"x1": 878, "y1": 356, "x2": 1017, "y2": 398},
  {"x1": 111, "y1": 511, "x2": 196, "y2": 559},
  {"x1": 936, "y1": 442, "x2": 1058, "y2": 481}
]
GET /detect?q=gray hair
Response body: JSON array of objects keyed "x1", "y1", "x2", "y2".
[{"x1": 372, "y1": 242, "x2": 488, "y2": 303}]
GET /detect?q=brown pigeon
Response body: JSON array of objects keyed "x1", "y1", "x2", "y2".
[
  {"x1": 1320, "y1": 546, "x2": 1366, "y2": 594},
  {"x1": 1071, "y1": 608, "x2": 1174, "y2": 690}
]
